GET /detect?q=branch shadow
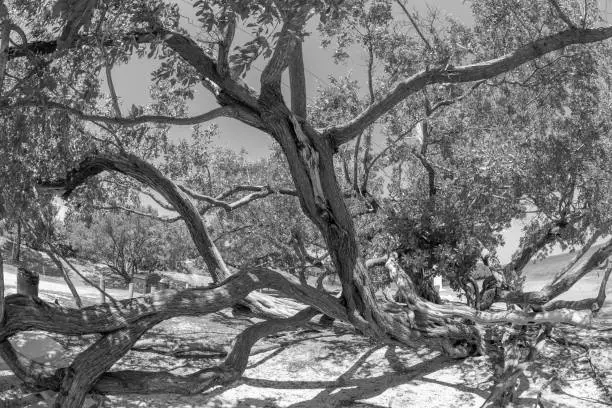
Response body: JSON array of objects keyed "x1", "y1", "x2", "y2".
[{"x1": 240, "y1": 344, "x2": 456, "y2": 408}]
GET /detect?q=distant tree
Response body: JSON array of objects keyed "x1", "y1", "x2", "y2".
[{"x1": 64, "y1": 208, "x2": 196, "y2": 283}]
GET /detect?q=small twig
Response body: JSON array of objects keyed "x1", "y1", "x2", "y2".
[{"x1": 548, "y1": 0, "x2": 578, "y2": 29}]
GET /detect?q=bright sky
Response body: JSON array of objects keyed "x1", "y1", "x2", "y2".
[{"x1": 108, "y1": 1, "x2": 585, "y2": 263}]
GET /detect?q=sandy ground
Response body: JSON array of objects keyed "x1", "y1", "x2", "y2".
[{"x1": 1, "y1": 261, "x2": 611, "y2": 407}]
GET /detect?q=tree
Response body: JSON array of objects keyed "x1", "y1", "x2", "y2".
[
  {"x1": 65, "y1": 209, "x2": 171, "y2": 283},
  {"x1": 1, "y1": 1, "x2": 612, "y2": 407}
]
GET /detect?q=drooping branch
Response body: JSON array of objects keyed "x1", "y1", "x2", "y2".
[{"x1": 324, "y1": 26, "x2": 612, "y2": 147}]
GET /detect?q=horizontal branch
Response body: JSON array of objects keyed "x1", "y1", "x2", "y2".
[
  {"x1": 180, "y1": 184, "x2": 297, "y2": 212},
  {"x1": 3, "y1": 100, "x2": 262, "y2": 128},
  {"x1": 95, "y1": 205, "x2": 181, "y2": 223},
  {"x1": 324, "y1": 26, "x2": 612, "y2": 146},
  {"x1": 384, "y1": 256, "x2": 596, "y2": 331},
  {"x1": 0, "y1": 267, "x2": 347, "y2": 341}
]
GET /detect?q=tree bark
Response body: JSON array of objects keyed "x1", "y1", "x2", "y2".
[{"x1": 13, "y1": 220, "x2": 21, "y2": 263}]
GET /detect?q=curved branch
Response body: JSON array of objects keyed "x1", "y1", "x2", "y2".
[
  {"x1": 325, "y1": 26, "x2": 612, "y2": 147},
  {"x1": 5, "y1": 100, "x2": 252, "y2": 128},
  {"x1": 38, "y1": 152, "x2": 233, "y2": 282}
]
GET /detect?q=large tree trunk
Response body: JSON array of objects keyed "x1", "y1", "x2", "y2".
[{"x1": 258, "y1": 99, "x2": 481, "y2": 353}]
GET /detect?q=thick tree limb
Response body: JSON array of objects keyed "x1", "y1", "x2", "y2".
[
  {"x1": 216, "y1": 13, "x2": 236, "y2": 78},
  {"x1": 260, "y1": 13, "x2": 307, "y2": 95},
  {"x1": 0, "y1": 2, "x2": 11, "y2": 95},
  {"x1": 9, "y1": 308, "x2": 318, "y2": 398},
  {"x1": 93, "y1": 310, "x2": 319, "y2": 395},
  {"x1": 53, "y1": 314, "x2": 162, "y2": 408},
  {"x1": 324, "y1": 26, "x2": 612, "y2": 147},
  {"x1": 289, "y1": 41, "x2": 307, "y2": 118},
  {"x1": 0, "y1": 268, "x2": 346, "y2": 341},
  {"x1": 38, "y1": 153, "x2": 307, "y2": 319}
]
